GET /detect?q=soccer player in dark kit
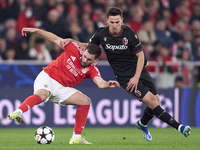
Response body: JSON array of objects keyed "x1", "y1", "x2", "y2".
[{"x1": 61, "y1": 7, "x2": 191, "y2": 141}]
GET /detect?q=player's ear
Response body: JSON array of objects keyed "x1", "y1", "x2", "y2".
[{"x1": 106, "y1": 18, "x2": 109, "y2": 24}]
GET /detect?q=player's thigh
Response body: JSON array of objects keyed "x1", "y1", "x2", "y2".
[
  {"x1": 142, "y1": 91, "x2": 159, "y2": 109},
  {"x1": 34, "y1": 70, "x2": 54, "y2": 101},
  {"x1": 48, "y1": 86, "x2": 76, "y2": 105},
  {"x1": 119, "y1": 76, "x2": 150, "y2": 101},
  {"x1": 60, "y1": 91, "x2": 91, "y2": 106},
  {"x1": 125, "y1": 82, "x2": 149, "y2": 101},
  {"x1": 34, "y1": 89, "x2": 51, "y2": 101},
  {"x1": 126, "y1": 81, "x2": 160, "y2": 109}
]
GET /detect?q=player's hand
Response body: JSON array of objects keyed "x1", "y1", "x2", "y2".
[
  {"x1": 126, "y1": 76, "x2": 139, "y2": 92},
  {"x1": 60, "y1": 38, "x2": 73, "y2": 49},
  {"x1": 21, "y1": 28, "x2": 37, "y2": 37},
  {"x1": 107, "y1": 80, "x2": 120, "y2": 88}
]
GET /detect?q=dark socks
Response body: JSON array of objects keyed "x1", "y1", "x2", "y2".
[
  {"x1": 152, "y1": 105, "x2": 180, "y2": 130},
  {"x1": 141, "y1": 107, "x2": 154, "y2": 125}
]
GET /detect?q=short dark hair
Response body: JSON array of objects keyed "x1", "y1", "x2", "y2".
[
  {"x1": 86, "y1": 44, "x2": 101, "y2": 59},
  {"x1": 175, "y1": 76, "x2": 183, "y2": 82},
  {"x1": 106, "y1": 7, "x2": 123, "y2": 18},
  {"x1": 35, "y1": 38, "x2": 44, "y2": 44}
]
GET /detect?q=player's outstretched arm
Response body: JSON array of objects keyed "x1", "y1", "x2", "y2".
[
  {"x1": 93, "y1": 76, "x2": 120, "y2": 89},
  {"x1": 60, "y1": 38, "x2": 87, "y2": 50},
  {"x1": 21, "y1": 28, "x2": 63, "y2": 49}
]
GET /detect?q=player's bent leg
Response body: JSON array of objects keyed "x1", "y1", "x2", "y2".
[
  {"x1": 8, "y1": 111, "x2": 24, "y2": 124},
  {"x1": 61, "y1": 91, "x2": 91, "y2": 144},
  {"x1": 136, "y1": 91, "x2": 158, "y2": 141},
  {"x1": 60, "y1": 91, "x2": 91, "y2": 106},
  {"x1": 136, "y1": 120, "x2": 152, "y2": 141},
  {"x1": 69, "y1": 137, "x2": 92, "y2": 144}
]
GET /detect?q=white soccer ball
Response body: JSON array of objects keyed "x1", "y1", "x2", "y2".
[{"x1": 35, "y1": 126, "x2": 55, "y2": 144}]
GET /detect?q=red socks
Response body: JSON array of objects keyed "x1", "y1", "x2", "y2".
[
  {"x1": 19, "y1": 95, "x2": 42, "y2": 113},
  {"x1": 19, "y1": 95, "x2": 89, "y2": 135},
  {"x1": 74, "y1": 105, "x2": 90, "y2": 134}
]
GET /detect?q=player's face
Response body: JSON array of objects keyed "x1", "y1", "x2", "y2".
[
  {"x1": 80, "y1": 50, "x2": 96, "y2": 68},
  {"x1": 107, "y1": 15, "x2": 123, "y2": 34}
]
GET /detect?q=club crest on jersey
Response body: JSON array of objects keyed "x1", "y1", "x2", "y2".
[
  {"x1": 82, "y1": 68, "x2": 89, "y2": 73},
  {"x1": 122, "y1": 37, "x2": 128, "y2": 45},
  {"x1": 135, "y1": 90, "x2": 141, "y2": 97},
  {"x1": 104, "y1": 37, "x2": 107, "y2": 41}
]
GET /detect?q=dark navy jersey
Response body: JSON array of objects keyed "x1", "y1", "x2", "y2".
[
  {"x1": 89, "y1": 25, "x2": 146, "y2": 77},
  {"x1": 89, "y1": 25, "x2": 157, "y2": 99}
]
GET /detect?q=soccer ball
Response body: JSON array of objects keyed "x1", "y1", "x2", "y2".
[{"x1": 35, "y1": 126, "x2": 55, "y2": 144}]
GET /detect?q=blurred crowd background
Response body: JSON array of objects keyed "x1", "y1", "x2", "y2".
[{"x1": 0, "y1": 0, "x2": 200, "y2": 88}]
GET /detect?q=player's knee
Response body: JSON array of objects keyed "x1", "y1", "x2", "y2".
[
  {"x1": 35, "y1": 89, "x2": 50, "y2": 101},
  {"x1": 142, "y1": 92, "x2": 159, "y2": 110},
  {"x1": 82, "y1": 96, "x2": 91, "y2": 105},
  {"x1": 155, "y1": 95, "x2": 161, "y2": 105},
  {"x1": 143, "y1": 95, "x2": 159, "y2": 110},
  {"x1": 151, "y1": 99, "x2": 159, "y2": 109},
  {"x1": 146, "y1": 98, "x2": 159, "y2": 110}
]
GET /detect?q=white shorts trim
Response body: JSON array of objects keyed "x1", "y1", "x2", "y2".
[{"x1": 34, "y1": 70, "x2": 78, "y2": 106}]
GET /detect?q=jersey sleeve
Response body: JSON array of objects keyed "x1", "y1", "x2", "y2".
[
  {"x1": 130, "y1": 32, "x2": 148, "y2": 66},
  {"x1": 130, "y1": 33, "x2": 143, "y2": 54},
  {"x1": 89, "y1": 28, "x2": 102, "y2": 45},
  {"x1": 64, "y1": 42, "x2": 73, "y2": 52},
  {"x1": 86, "y1": 64, "x2": 102, "y2": 80}
]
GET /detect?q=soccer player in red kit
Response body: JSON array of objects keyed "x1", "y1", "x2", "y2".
[{"x1": 8, "y1": 28, "x2": 120, "y2": 144}]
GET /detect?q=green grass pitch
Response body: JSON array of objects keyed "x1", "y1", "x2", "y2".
[{"x1": 0, "y1": 127, "x2": 199, "y2": 150}]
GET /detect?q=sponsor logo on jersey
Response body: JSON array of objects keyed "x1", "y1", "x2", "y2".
[
  {"x1": 66, "y1": 58, "x2": 82, "y2": 76},
  {"x1": 135, "y1": 90, "x2": 141, "y2": 97},
  {"x1": 104, "y1": 37, "x2": 107, "y2": 41},
  {"x1": 105, "y1": 43, "x2": 128, "y2": 51},
  {"x1": 122, "y1": 37, "x2": 128, "y2": 45},
  {"x1": 70, "y1": 56, "x2": 76, "y2": 61},
  {"x1": 44, "y1": 84, "x2": 48, "y2": 88}
]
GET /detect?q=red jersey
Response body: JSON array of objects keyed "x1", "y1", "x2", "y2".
[{"x1": 43, "y1": 42, "x2": 101, "y2": 87}]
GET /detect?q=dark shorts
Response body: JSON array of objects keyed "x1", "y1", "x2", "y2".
[{"x1": 116, "y1": 68, "x2": 158, "y2": 101}]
